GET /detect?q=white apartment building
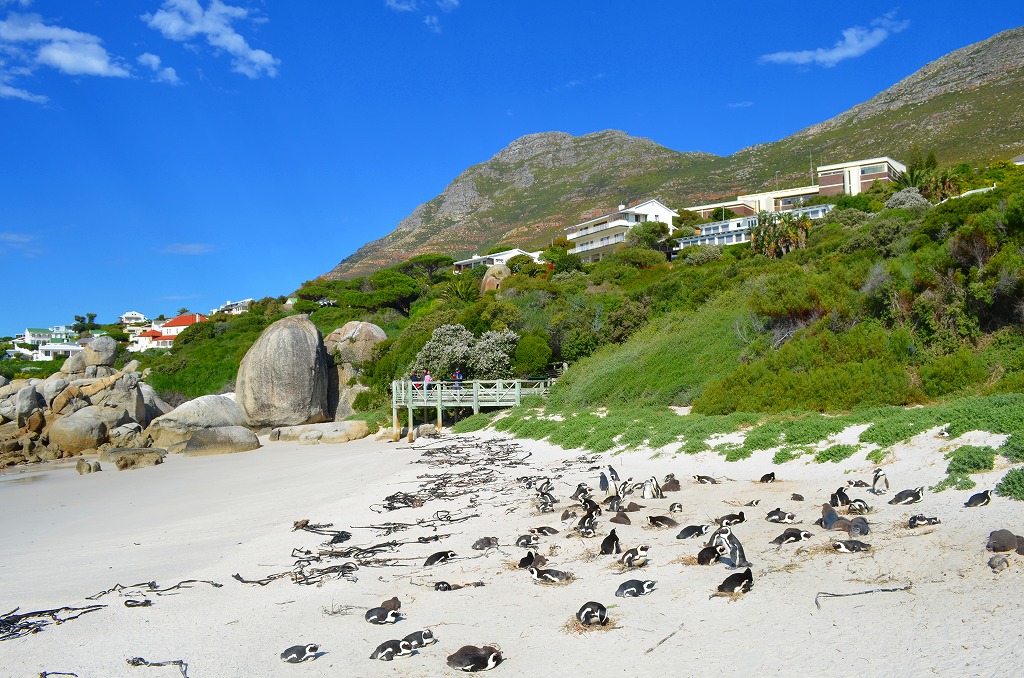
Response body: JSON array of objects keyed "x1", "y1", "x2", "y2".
[{"x1": 565, "y1": 199, "x2": 679, "y2": 264}]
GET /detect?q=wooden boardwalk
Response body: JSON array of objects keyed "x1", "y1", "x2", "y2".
[{"x1": 390, "y1": 379, "x2": 554, "y2": 441}]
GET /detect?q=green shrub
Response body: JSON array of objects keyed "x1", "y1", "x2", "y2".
[
  {"x1": 866, "y1": 448, "x2": 890, "y2": 464},
  {"x1": 773, "y1": 448, "x2": 805, "y2": 464},
  {"x1": 999, "y1": 432, "x2": 1024, "y2": 462},
  {"x1": 814, "y1": 444, "x2": 859, "y2": 463},
  {"x1": 931, "y1": 474, "x2": 976, "y2": 492},
  {"x1": 995, "y1": 467, "x2": 1024, "y2": 500},
  {"x1": 513, "y1": 334, "x2": 552, "y2": 377},
  {"x1": 919, "y1": 349, "x2": 987, "y2": 397},
  {"x1": 451, "y1": 412, "x2": 497, "y2": 433},
  {"x1": 944, "y1": 445, "x2": 996, "y2": 476}
]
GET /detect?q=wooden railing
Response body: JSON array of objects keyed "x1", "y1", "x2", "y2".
[{"x1": 391, "y1": 379, "x2": 553, "y2": 411}]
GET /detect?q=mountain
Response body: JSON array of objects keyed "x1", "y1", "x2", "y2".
[{"x1": 324, "y1": 27, "x2": 1024, "y2": 280}]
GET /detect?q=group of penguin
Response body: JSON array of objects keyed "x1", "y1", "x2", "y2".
[{"x1": 280, "y1": 462, "x2": 999, "y2": 670}]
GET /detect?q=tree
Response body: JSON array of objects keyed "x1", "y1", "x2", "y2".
[
  {"x1": 625, "y1": 221, "x2": 670, "y2": 250},
  {"x1": 177, "y1": 307, "x2": 190, "y2": 316},
  {"x1": 673, "y1": 209, "x2": 706, "y2": 232},
  {"x1": 513, "y1": 333, "x2": 552, "y2": 377},
  {"x1": 398, "y1": 254, "x2": 455, "y2": 283},
  {"x1": 540, "y1": 246, "x2": 583, "y2": 274},
  {"x1": 709, "y1": 207, "x2": 738, "y2": 222},
  {"x1": 442, "y1": 275, "x2": 481, "y2": 303},
  {"x1": 750, "y1": 210, "x2": 810, "y2": 258},
  {"x1": 413, "y1": 324, "x2": 519, "y2": 379},
  {"x1": 368, "y1": 269, "x2": 423, "y2": 316}
]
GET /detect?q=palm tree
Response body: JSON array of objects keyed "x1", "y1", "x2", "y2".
[{"x1": 893, "y1": 167, "x2": 930, "y2": 191}]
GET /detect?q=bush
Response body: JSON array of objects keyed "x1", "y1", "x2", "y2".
[
  {"x1": 884, "y1": 188, "x2": 930, "y2": 210},
  {"x1": 919, "y1": 349, "x2": 988, "y2": 397},
  {"x1": 944, "y1": 445, "x2": 997, "y2": 476},
  {"x1": 513, "y1": 334, "x2": 552, "y2": 377},
  {"x1": 814, "y1": 444, "x2": 859, "y2": 463},
  {"x1": 451, "y1": 412, "x2": 497, "y2": 433},
  {"x1": 995, "y1": 467, "x2": 1024, "y2": 500}
]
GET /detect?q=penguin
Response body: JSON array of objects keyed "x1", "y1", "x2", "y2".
[
  {"x1": 791, "y1": 493, "x2": 805, "y2": 501},
  {"x1": 403, "y1": 629, "x2": 436, "y2": 649},
  {"x1": 819, "y1": 503, "x2": 841, "y2": 529},
  {"x1": 365, "y1": 607, "x2": 400, "y2": 624},
  {"x1": 676, "y1": 524, "x2": 710, "y2": 540},
  {"x1": 622, "y1": 501, "x2": 645, "y2": 512},
  {"x1": 380, "y1": 597, "x2": 401, "y2": 611},
  {"x1": 709, "y1": 526, "x2": 751, "y2": 568},
  {"x1": 577, "y1": 526, "x2": 597, "y2": 538},
  {"x1": 648, "y1": 515, "x2": 678, "y2": 528},
  {"x1": 745, "y1": 499, "x2": 761, "y2": 507},
  {"x1": 848, "y1": 516, "x2": 870, "y2": 537},
  {"x1": 697, "y1": 544, "x2": 726, "y2": 565},
  {"x1": 620, "y1": 545, "x2": 649, "y2": 568},
  {"x1": 832, "y1": 540, "x2": 871, "y2": 553},
  {"x1": 718, "y1": 568, "x2": 753, "y2": 593},
  {"x1": 718, "y1": 512, "x2": 745, "y2": 527},
  {"x1": 888, "y1": 487, "x2": 924, "y2": 505},
  {"x1": 369, "y1": 639, "x2": 413, "y2": 661},
  {"x1": 570, "y1": 482, "x2": 592, "y2": 502},
  {"x1": 694, "y1": 475, "x2": 718, "y2": 484},
  {"x1": 847, "y1": 499, "x2": 870, "y2": 514},
  {"x1": 516, "y1": 534, "x2": 540, "y2": 548},
  {"x1": 517, "y1": 550, "x2": 547, "y2": 569},
  {"x1": 848, "y1": 479, "x2": 870, "y2": 488},
  {"x1": 771, "y1": 528, "x2": 812, "y2": 545},
  {"x1": 760, "y1": 472, "x2": 776, "y2": 483},
  {"x1": 600, "y1": 529, "x2": 622, "y2": 555},
  {"x1": 617, "y1": 478, "x2": 633, "y2": 497},
  {"x1": 872, "y1": 468, "x2": 889, "y2": 494},
  {"x1": 530, "y1": 526, "x2": 559, "y2": 535},
  {"x1": 599, "y1": 472, "x2": 610, "y2": 493},
  {"x1": 614, "y1": 579, "x2": 656, "y2": 597},
  {"x1": 644, "y1": 476, "x2": 665, "y2": 499},
  {"x1": 606, "y1": 496, "x2": 623, "y2": 513},
  {"x1": 576, "y1": 510, "x2": 597, "y2": 533},
  {"x1": 610, "y1": 511, "x2": 631, "y2": 525},
  {"x1": 662, "y1": 474, "x2": 681, "y2": 492},
  {"x1": 581, "y1": 497, "x2": 603, "y2": 515},
  {"x1": 423, "y1": 550, "x2": 457, "y2": 566},
  {"x1": 608, "y1": 465, "x2": 620, "y2": 482},
  {"x1": 830, "y1": 487, "x2": 851, "y2": 507},
  {"x1": 281, "y1": 644, "x2": 318, "y2": 663},
  {"x1": 529, "y1": 566, "x2": 571, "y2": 583},
  {"x1": 669, "y1": 502, "x2": 684, "y2": 513},
  {"x1": 765, "y1": 508, "x2": 796, "y2": 524},
  {"x1": 434, "y1": 581, "x2": 452, "y2": 591},
  {"x1": 472, "y1": 537, "x2": 498, "y2": 550},
  {"x1": 560, "y1": 509, "x2": 579, "y2": 523},
  {"x1": 908, "y1": 514, "x2": 941, "y2": 528},
  {"x1": 964, "y1": 490, "x2": 991, "y2": 508},
  {"x1": 576, "y1": 601, "x2": 609, "y2": 626},
  {"x1": 446, "y1": 645, "x2": 502, "y2": 672}
]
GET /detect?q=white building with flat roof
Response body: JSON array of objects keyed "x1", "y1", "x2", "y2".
[
  {"x1": 565, "y1": 199, "x2": 678, "y2": 264},
  {"x1": 453, "y1": 249, "x2": 542, "y2": 273}
]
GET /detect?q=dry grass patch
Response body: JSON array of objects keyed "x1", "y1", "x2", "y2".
[
  {"x1": 561, "y1": 616, "x2": 620, "y2": 636},
  {"x1": 709, "y1": 590, "x2": 746, "y2": 602}
]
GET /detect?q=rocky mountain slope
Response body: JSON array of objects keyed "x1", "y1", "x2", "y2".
[{"x1": 325, "y1": 27, "x2": 1024, "y2": 280}]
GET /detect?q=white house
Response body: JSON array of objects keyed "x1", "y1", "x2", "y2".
[
  {"x1": 565, "y1": 199, "x2": 679, "y2": 264},
  {"x1": 24, "y1": 328, "x2": 52, "y2": 346},
  {"x1": 119, "y1": 311, "x2": 148, "y2": 325},
  {"x1": 33, "y1": 343, "x2": 84, "y2": 361},
  {"x1": 673, "y1": 204, "x2": 835, "y2": 252},
  {"x1": 214, "y1": 299, "x2": 254, "y2": 315},
  {"x1": 453, "y1": 249, "x2": 542, "y2": 273}
]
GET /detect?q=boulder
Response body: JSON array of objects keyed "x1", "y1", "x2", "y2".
[
  {"x1": 271, "y1": 421, "x2": 369, "y2": 443},
  {"x1": 0, "y1": 375, "x2": 7, "y2": 388},
  {"x1": 183, "y1": 426, "x2": 260, "y2": 456},
  {"x1": 61, "y1": 352, "x2": 86, "y2": 375},
  {"x1": 481, "y1": 263, "x2": 512, "y2": 293},
  {"x1": 15, "y1": 386, "x2": 45, "y2": 427},
  {"x1": 0, "y1": 379, "x2": 28, "y2": 400},
  {"x1": 83, "y1": 335, "x2": 118, "y2": 366},
  {"x1": 94, "y1": 374, "x2": 146, "y2": 425},
  {"x1": 328, "y1": 363, "x2": 370, "y2": 422},
  {"x1": 76, "y1": 458, "x2": 92, "y2": 475},
  {"x1": 123, "y1": 359, "x2": 141, "y2": 373},
  {"x1": 101, "y1": 447, "x2": 166, "y2": 470},
  {"x1": 144, "y1": 394, "x2": 246, "y2": 448},
  {"x1": 49, "y1": 408, "x2": 109, "y2": 453},
  {"x1": 235, "y1": 315, "x2": 330, "y2": 427},
  {"x1": 25, "y1": 410, "x2": 45, "y2": 435},
  {"x1": 298, "y1": 431, "x2": 323, "y2": 445},
  {"x1": 138, "y1": 383, "x2": 174, "y2": 423},
  {"x1": 43, "y1": 377, "x2": 68, "y2": 408},
  {"x1": 324, "y1": 321, "x2": 387, "y2": 364},
  {"x1": 108, "y1": 423, "x2": 143, "y2": 448},
  {"x1": 0, "y1": 399, "x2": 14, "y2": 423}
]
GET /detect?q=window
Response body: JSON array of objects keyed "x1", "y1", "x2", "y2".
[{"x1": 861, "y1": 164, "x2": 885, "y2": 175}]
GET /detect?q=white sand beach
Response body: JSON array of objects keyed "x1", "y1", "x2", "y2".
[{"x1": 1, "y1": 428, "x2": 1021, "y2": 677}]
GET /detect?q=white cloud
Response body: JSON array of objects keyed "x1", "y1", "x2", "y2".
[
  {"x1": 0, "y1": 231, "x2": 44, "y2": 256},
  {"x1": 0, "y1": 0, "x2": 33, "y2": 7},
  {"x1": 0, "y1": 77, "x2": 46, "y2": 102},
  {"x1": 424, "y1": 15, "x2": 440, "y2": 33},
  {"x1": 385, "y1": 0, "x2": 418, "y2": 11},
  {"x1": 137, "y1": 51, "x2": 181, "y2": 84},
  {"x1": 759, "y1": 12, "x2": 909, "y2": 68},
  {"x1": 143, "y1": 0, "x2": 279, "y2": 79},
  {"x1": 161, "y1": 242, "x2": 214, "y2": 255},
  {"x1": 727, "y1": 101, "x2": 753, "y2": 108},
  {"x1": 0, "y1": 12, "x2": 129, "y2": 77},
  {"x1": 436, "y1": 0, "x2": 459, "y2": 11}
]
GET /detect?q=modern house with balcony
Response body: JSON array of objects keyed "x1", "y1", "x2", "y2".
[
  {"x1": 685, "y1": 156, "x2": 905, "y2": 219},
  {"x1": 453, "y1": 248, "x2": 542, "y2": 273},
  {"x1": 673, "y1": 204, "x2": 835, "y2": 252},
  {"x1": 566, "y1": 199, "x2": 679, "y2": 264}
]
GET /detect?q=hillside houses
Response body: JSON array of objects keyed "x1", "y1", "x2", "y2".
[
  {"x1": 566, "y1": 199, "x2": 678, "y2": 264},
  {"x1": 129, "y1": 313, "x2": 209, "y2": 353}
]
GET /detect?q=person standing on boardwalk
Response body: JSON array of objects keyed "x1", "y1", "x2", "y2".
[
  {"x1": 423, "y1": 369, "x2": 433, "y2": 391},
  {"x1": 411, "y1": 371, "x2": 422, "y2": 390},
  {"x1": 451, "y1": 367, "x2": 463, "y2": 390}
]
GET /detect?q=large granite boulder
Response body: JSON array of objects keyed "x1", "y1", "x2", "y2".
[
  {"x1": 42, "y1": 377, "x2": 68, "y2": 408},
  {"x1": 183, "y1": 426, "x2": 260, "y2": 456},
  {"x1": 83, "y1": 336, "x2": 118, "y2": 367},
  {"x1": 236, "y1": 315, "x2": 329, "y2": 427},
  {"x1": 15, "y1": 385, "x2": 44, "y2": 427},
  {"x1": 48, "y1": 407, "x2": 110, "y2": 453},
  {"x1": 94, "y1": 373, "x2": 146, "y2": 425},
  {"x1": 328, "y1": 363, "x2": 370, "y2": 422},
  {"x1": 324, "y1": 321, "x2": 387, "y2": 364},
  {"x1": 481, "y1": 263, "x2": 512, "y2": 293},
  {"x1": 138, "y1": 383, "x2": 174, "y2": 423},
  {"x1": 61, "y1": 352, "x2": 86, "y2": 375},
  {"x1": 270, "y1": 420, "x2": 370, "y2": 444},
  {"x1": 100, "y1": 447, "x2": 166, "y2": 470},
  {"x1": 144, "y1": 394, "x2": 246, "y2": 449}
]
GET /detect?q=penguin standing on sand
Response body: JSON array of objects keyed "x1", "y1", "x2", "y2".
[
  {"x1": 281, "y1": 644, "x2": 318, "y2": 663},
  {"x1": 599, "y1": 472, "x2": 610, "y2": 493},
  {"x1": 608, "y1": 465, "x2": 620, "y2": 482},
  {"x1": 872, "y1": 468, "x2": 889, "y2": 494},
  {"x1": 830, "y1": 487, "x2": 851, "y2": 507},
  {"x1": 600, "y1": 529, "x2": 622, "y2": 555},
  {"x1": 709, "y1": 526, "x2": 751, "y2": 568}
]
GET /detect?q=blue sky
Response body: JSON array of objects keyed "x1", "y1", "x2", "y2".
[{"x1": 1, "y1": 1, "x2": 1020, "y2": 336}]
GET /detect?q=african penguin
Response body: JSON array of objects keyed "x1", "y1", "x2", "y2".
[
  {"x1": 434, "y1": 581, "x2": 452, "y2": 591},
  {"x1": 832, "y1": 539, "x2": 871, "y2": 553},
  {"x1": 669, "y1": 502, "x2": 684, "y2": 513},
  {"x1": 771, "y1": 528, "x2": 812, "y2": 545},
  {"x1": 677, "y1": 524, "x2": 710, "y2": 539},
  {"x1": 528, "y1": 566, "x2": 572, "y2": 583},
  {"x1": 608, "y1": 465, "x2": 620, "y2": 482},
  {"x1": 662, "y1": 474, "x2": 681, "y2": 492},
  {"x1": 765, "y1": 508, "x2": 796, "y2": 524},
  {"x1": 908, "y1": 514, "x2": 941, "y2": 528},
  {"x1": 648, "y1": 515, "x2": 678, "y2": 528},
  {"x1": 576, "y1": 601, "x2": 609, "y2": 626},
  {"x1": 872, "y1": 468, "x2": 889, "y2": 494},
  {"x1": 403, "y1": 629, "x2": 436, "y2": 648},
  {"x1": 848, "y1": 479, "x2": 869, "y2": 488},
  {"x1": 830, "y1": 487, "x2": 851, "y2": 507},
  {"x1": 718, "y1": 512, "x2": 745, "y2": 526},
  {"x1": 709, "y1": 526, "x2": 752, "y2": 568},
  {"x1": 620, "y1": 545, "x2": 649, "y2": 568},
  {"x1": 888, "y1": 487, "x2": 924, "y2": 505},
  {"x1": 964, "y1": 490, "x2": 991, "y2": 508},
  {"x1": 369, "y1": 639, "x2": 412, "y2": 661},
  {"x1": 516, "y1": 534, "x2": 540, "y2": 548},
  {"x1": 280, "y1": 644, "x2": 318, "y2": 663},
  {"x1": 599, "y1": 472, "x2": 610, "y2": 493},
  {"x1": 760, "y1": 472, "x2": 776, "y2": 483},
  {"x1": 718, "y1": 568, "x2": 753, "y2": 593},
  {"x1": 694, "y1": 475, "x2": 718, "y2": 484},
  {"x1": 614, "y1": 579, "x2": 657, "y2": 597},
  {"x1": 472, "y1": 537, "x2": 498, "y2": 550},
  {"x1": 847, "y1": 499, "x2": 870, "y2": 514},
  {"x1": 365, "y1": 607, "x2": 400, "y2": 624},
  {"x1": 697, "y1": 544, "x2": 726, "y2": 565},
  {"x1": 517, "y1": 551, "x2": 546, "y2": 569},
  {"x1": 791, "y1": 493, "x2": 805, "y2": 501},
  {"x1": 530, "y1": 526, "x2": 559, "y2": 535},
  {"x1": 380, "y1": 597, "x2": 401, "y2": 611},
  {"x1": 423, "y1": 550, "x2": 457, "y2": 566},
  {"x1": 600, "y1": 529, "x2": 622, "y2": 555},
  {"x1": 446, "y1": 645, "x2": 503, "y2": 672},
  {"x1": 610, "y1": 511, "x2": 631, "y2": 525}
]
